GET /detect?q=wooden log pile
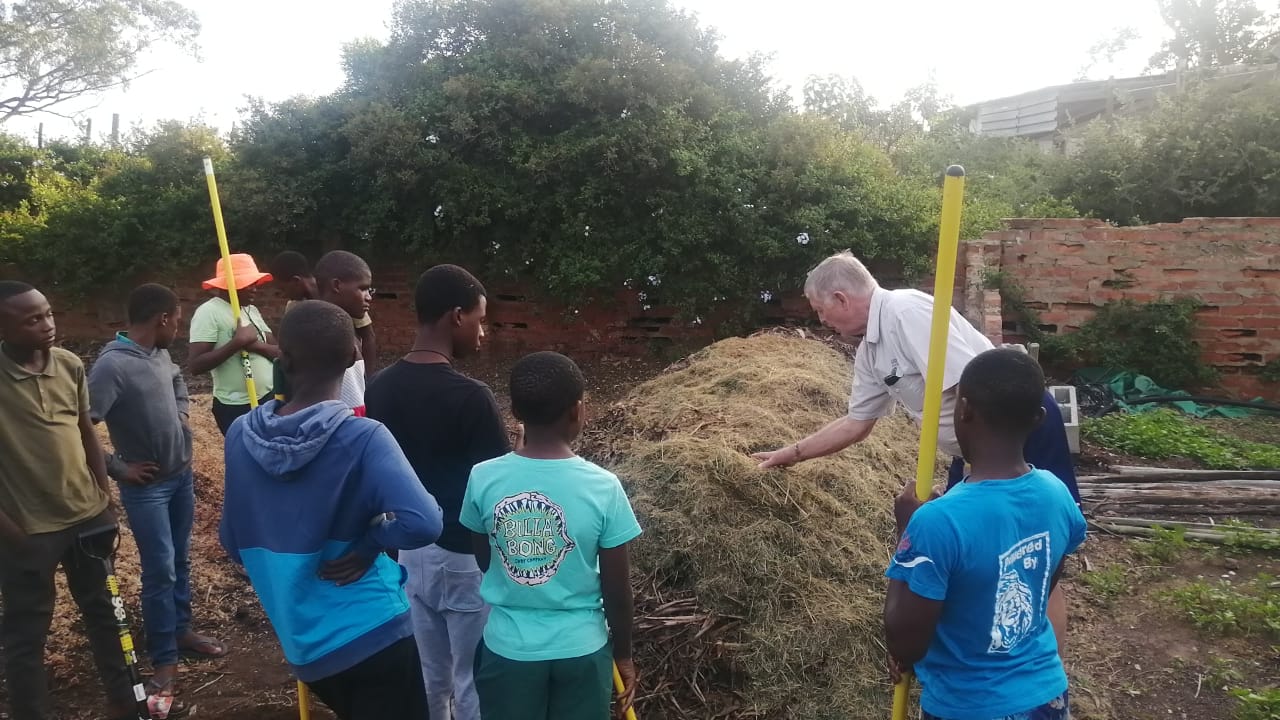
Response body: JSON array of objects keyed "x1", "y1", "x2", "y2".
[
  {"x1": 630, "y1": 573, "x2": 750, "y2": 719},
  {"x1": 1089, "y1": 516, "x2": 1280, "y2": 548},
  {"x1": 1080, "y1": 466, "x2": 1280, "y2": 518}
]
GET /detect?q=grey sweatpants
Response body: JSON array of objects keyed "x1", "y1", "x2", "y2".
[{"x1": 401, "y1": 544, "x2": 489, "y2": 720}]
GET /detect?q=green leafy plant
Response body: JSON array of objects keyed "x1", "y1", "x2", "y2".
[
  {"x1": 1164, "y1": 576, "x2": 1280, "y2": 639},
  {"x1": 0, "y1": 122, "x2": 231, "y2": 297},
  {"x1": 1205, "y1": 657, "x2": 1245, "y2": 691},
  {"x1": 1133, "y1": 526, "x2": 1190, "y2": 564},
  {"x1": 1068, "y1": 298, "x2": 1217, "y2": 388},
  {"x1": 1079, "y1": 564, "x2": 1129, "y2": 604},
  {"x1": 1231, "y1": 686, "x2": 1280, "y2": 720},
  {"x1": 1083, "y1": 410, "x2": 1280, "y2": 470},
  {"x1": 983, "y1": 272, "x2": 1214, "y2": 388},
  {"x1": 1055, "y1": 78, "x2": 1280, "y2": 224},
  {"x1": 1220, "y1": 520, "x2": 1280, "y2": 553},
  {"x1": 1262, "y1": 359, "x2": 1280, "y2": 385}
]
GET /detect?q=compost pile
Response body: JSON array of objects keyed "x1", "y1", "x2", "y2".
[{"x1": 584, "y1": 331, "x2": 928, "y2": 719}]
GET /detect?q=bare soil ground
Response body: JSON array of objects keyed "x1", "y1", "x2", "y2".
[
  {"x1": 1065, "y1": 535, "x2": 1280, "y2": 720},
  {"x1": 2, "y1": 349, "x2": 1276, "y2": 720}
]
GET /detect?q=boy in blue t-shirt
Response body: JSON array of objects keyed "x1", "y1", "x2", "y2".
[
  {"x1": 461, "y1": 351, "x2": 641, "y2": 720},
  {"x1": 885, "y1": 348, "x2": 1087, "y2": 720}
]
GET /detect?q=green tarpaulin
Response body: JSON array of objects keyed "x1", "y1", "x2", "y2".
[{"x1": 1072, "y1": 368, "x2": 1256, "y2": 419}]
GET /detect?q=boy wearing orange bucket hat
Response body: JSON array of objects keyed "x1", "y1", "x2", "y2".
[{"x1": 187, "y1": 254, "x2": 279, "y2": 436}]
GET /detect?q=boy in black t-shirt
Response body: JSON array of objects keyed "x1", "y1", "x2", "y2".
[{"x1": 365, "y1": 265, "x2": 511, "y2": 720}]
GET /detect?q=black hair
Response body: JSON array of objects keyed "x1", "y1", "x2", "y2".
[
  {"x1": 510, "y1": 351, "x2": 585, "y2": 426},
  {"x1": 127, "y1": 283, "x2": 179, "y2": 324},
  {"x1": 0, "y1": 280, "x2": 35, "y2": 304},
  {"x1": 314, "y1": 250, "x2": 371, "y2": 288},
  {"x1": 414, "y1": 264, "x2": 486, "y2": 324},
  {"x1": 270, "y1": 251, "x2": 312, "y2": 280},
  {"x1": 279, "y1": 300, "x2": 356, "y2": 377},
  {"x1": 958, "y1": 348, "x2": 1046, "y2": 434}
]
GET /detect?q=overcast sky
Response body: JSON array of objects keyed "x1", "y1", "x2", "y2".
[{"x1": 7, "y1": 0, "x2": 1168, "y2": 142}]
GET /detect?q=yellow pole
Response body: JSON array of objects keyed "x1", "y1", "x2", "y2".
[
  {"x1": 612, "y1": 661, "x2": 639, "y2": 720},
  {"x1": 201, "y1": 157, "x2": 261, "y2": 409},
  {"x1": 202, "y1": 157, "x2": 309, "y2": 720},
  {"x1": 890, "y1": 165, "x2": 966, "y2": 720}
]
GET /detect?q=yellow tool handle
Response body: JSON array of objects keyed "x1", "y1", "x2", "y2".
[
  {"x1": 297, "y1": 683, "x2": 311, "y2": 720},
  {"x1": 202, "y1": 157, "x2": 260, "y2": 410},
  {"x1": 205, "y1": 158, "x2": 289, "y2": 713},
  {"x1": 912, "y1": 165, "x2": 966, "y2": 502},
  {"x1": 613, "y1": 660, "x2": 638, "y2": 720},
  {"x1": 891, "y1": 675, "x2": 911, "y2": 720},
  {"x1": 891, "y1": 165, "x2": 966, "y2": 720}
]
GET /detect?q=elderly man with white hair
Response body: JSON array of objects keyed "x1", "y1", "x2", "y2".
[{"x1": 752, "y1": 251, "x2": 1080, "y2": 655}]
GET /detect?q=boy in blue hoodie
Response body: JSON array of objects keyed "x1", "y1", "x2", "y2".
[
  {"x1": 885, "y1": 349, "x2": 1087, "y2": 720},
  {"x1": 219, "y1": 300, "x2": 444, "y2": 720}
]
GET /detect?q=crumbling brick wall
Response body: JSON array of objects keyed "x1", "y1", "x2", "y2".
[
  {"x1": 969, "y1": 217, "x2": 1280, "y2": 400},
  {"x1": 44, "y1": 266, "x2": 813, "y2": 360},
  {"x1": 45, "y1": 219, "x2": 1275, "y2": 400}
]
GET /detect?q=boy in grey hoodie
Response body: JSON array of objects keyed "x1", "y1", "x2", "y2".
[{"x1": 89, "y1": 284, "x2": 227, "y2": 711}]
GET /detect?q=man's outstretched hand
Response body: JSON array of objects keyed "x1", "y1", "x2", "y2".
[{"x1": 751, "y1": 446, "x2": 797, "y2": 470}]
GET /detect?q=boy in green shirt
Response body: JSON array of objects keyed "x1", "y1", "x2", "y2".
[
  {"x1": 187, "y1": 253, "x2": 279, "y2": 435},
  {"x1": 0, "y1": 281, "x2": 136, "y2": 720}
]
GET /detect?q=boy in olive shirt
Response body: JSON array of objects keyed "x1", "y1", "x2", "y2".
[{"x1": 0, "y1": 281, "x2": 135, "y2": 720}]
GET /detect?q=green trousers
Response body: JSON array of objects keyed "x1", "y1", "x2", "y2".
[{"x1": 473, "y1": 639, "x2": 613, "y2": 720}]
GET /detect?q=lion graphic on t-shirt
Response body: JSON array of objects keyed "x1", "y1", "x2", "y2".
[{"x1": 989, "y1": 569, "x2": 1035, "y2": 653}]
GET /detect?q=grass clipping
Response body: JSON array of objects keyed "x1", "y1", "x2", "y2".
[{"x1": 588, "y1": 332, "x2": 927, "y2": 719}]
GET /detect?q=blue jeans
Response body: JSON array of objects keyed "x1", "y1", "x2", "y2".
[{"x1": 117, "y1": 469, "x2": 195, "y2": 668}]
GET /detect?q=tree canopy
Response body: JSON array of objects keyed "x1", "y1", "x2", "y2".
[
  {"x1": 0, "y1": 0, "x2": 200, "y2": 123},
  {"x1": 1147, "y1": 0, "x2": 1280, "y2": 70},
  {"x1": 227, "y1": 0, "x2": 938, "y2": 313},
  {"x1": 1, "y1": 0, "x2": 1278, "y2": 308}
]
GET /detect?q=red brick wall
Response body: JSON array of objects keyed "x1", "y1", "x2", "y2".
[
  {"x1": 40, "y1": 220, "x2": 1277, "y2": 399},
  {"x1": 45, "y1": 257, "x2": 958, "y2": 359},
  {"x1": 971, "y1": 217, "x2": 1280, "y2": 400},
  {"x1": 44, "y1": 267, "x2": 816, "y2": 359}
]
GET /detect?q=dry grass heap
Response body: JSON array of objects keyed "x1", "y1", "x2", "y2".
[{"x1": 586, "y1": 332, "x2": 930, "y2": 720}]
